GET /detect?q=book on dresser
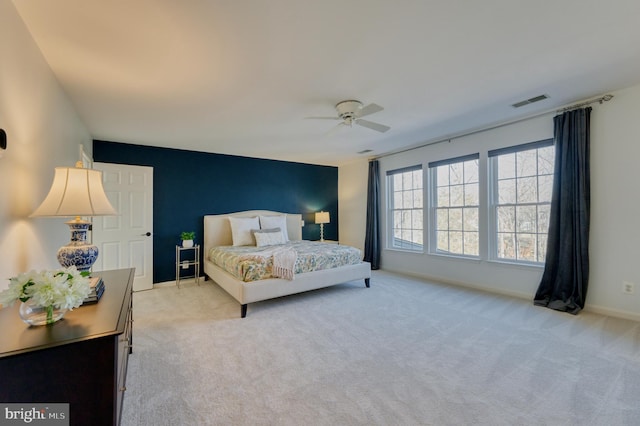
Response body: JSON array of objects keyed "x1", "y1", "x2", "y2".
[{"x1": 83, "y1": 275, "x2": 105, "y2": 304}]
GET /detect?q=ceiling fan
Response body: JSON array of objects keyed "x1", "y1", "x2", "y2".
[{"x1": 307, "y1": 100, "x2": 390, "y2": 133}]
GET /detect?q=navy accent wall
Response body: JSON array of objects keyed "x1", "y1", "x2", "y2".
[{"x1": 93, "y1": 140, "x2": 338, "y2": 283}]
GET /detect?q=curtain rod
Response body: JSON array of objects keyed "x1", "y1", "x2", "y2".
[
  {"x1": 556, "y1": 94, "x2": 613, "y2": 113},
  {"x1": 373, "y1": 93, "x2": 614, "y2": 160}
]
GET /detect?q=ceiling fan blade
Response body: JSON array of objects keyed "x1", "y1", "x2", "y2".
[
  {"x1": 305, "y1": 116, "x2": 340, "y2": 120},
  {"x1": 356, "y1": 103, "x2": 384, "y2": 118},
  {"x1": 355, "y1": 119, "x2": 390, "y2": 133},
  {"x1": 326, "y1": 122, "x2": 347, "y2": 136}
]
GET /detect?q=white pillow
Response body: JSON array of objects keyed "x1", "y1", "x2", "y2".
[
  {"x1": 253, "y1": 228, "x2": 285, "y2": 247},
  {"x1": 228, "y1": 216, "x2": 260, "y2": 246},
  {"x1": 255, "y1": 227, "x2": 281, "y2": 234},
  {"x1": 259, "y1": 215, "x2": 289, "y2": 242}
]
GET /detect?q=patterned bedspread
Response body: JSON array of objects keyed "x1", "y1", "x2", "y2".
[{"x1": 207, "y1": 241, "x2": 363, "y2": 282}]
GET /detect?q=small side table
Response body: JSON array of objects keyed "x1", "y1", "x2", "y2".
[{"x1": 176, "y1": 244, "x2": 200, "y2": 288}]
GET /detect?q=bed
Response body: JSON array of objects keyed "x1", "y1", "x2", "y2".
[{"x1": 203, "y1": 210, "x2": 371, "y2": 317}]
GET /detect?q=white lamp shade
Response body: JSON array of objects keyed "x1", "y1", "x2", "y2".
[
  {"x1": 315, "y1": 211, "x2": 330, "y2": 224},
  {"x1": 31, "y1": 166, "x2": 117, "y2": 217}
]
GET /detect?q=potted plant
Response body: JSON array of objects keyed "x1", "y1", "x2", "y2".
[{"x1": 180, "y1": 231, "x2": 195, "y2": 248}]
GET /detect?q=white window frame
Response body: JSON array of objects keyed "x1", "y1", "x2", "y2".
[
  {"x1": 386, "y1": 165, "x2": 424, "y2": 252},
  {"x1": 428, "y1": 153, "x2": 480, "y2": 258},
  {"x1": 488, "y1": 139, "x2": 554, "y2": 265}
]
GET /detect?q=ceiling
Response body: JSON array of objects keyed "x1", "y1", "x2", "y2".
[{"x1": 12, "y1": 0, "x2": 640, "y2": 166}]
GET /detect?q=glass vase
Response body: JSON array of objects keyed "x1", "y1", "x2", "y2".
[{"x1": 19, "y1": 300, "x2": 67, "y2": 326}]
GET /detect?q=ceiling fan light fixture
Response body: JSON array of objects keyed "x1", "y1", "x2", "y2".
[
  {"x1": 308, "y1": 99, "x2": 390, "y2": 134},
  {"x1": 335, "y1": 100, "x2": 363, "y2": 118}
]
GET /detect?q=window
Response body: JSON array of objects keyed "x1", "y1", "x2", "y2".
[
  {"x1": 489, "y1": 139, "x2": 554, "y2": 264},
  {"x1": 429, "y1": 154, "x2": 480, "y2": 257},
  {"x1": 387, "y1": 166, "x2": 423, "y2": 251}
]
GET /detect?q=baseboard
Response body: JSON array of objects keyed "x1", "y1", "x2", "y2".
[
  {"x1": 382, "y1": 269, "x2": 640, "y2": 323},
  {"x1": 153, "y1": 280, "x2": 176, "y2": 288},
  {"x1": 584, "y1": 304, "x2": 640, "y2": 322},
  {"x1": 385, "y1": 268, "x2": 532, "y2": 301},
  {"x1": 154, "y1": 278, "x2": 200, "y2": 288}
]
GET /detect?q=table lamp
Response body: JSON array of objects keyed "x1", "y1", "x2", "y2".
[
  {"x1": 31, "y1": 161, "x2": 117, "y2": 271},
  {"x1": 315, "y1": 211, "x2": 330, "y2": 242}
]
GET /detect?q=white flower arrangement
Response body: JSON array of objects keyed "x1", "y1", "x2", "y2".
[{"x1": 0, "y1": 266, "x2": 91, "y2": 311}]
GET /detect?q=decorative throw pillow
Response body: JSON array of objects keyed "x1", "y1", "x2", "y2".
[
  {"x1": 254, "y1": 228, "x2": 286, "y2": 247},
  {"x1": 253, "y1": 227, "x2": 281, "y2": 235},
  {"x1": 228, "y1": 216, "x2": 260, "y2": 246},
  {"x1": 259, "y1": 215, "x2": 289, "y2": 242}
]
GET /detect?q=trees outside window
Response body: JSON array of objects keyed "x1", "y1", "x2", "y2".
[
  {"x1": 489, "y1": 139, "x2": 554, "y2": 264},
  {"x1": 385, "y1": 138, "x2": 554, "y2": 266},
  {"x1": 387, "y1": 166, "x2": 423, "y2": 251},
  {"x1": 429, "y1": 154, "x2": 479, "y2": 257}
]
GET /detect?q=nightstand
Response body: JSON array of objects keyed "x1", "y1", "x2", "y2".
[{"x1": 176, "y1": 244, "x2": 200, "y2": 288}]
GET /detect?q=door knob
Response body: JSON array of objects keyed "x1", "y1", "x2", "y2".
[{"x1": 141, "y1": 232, "x2": 151, "y2": 236}]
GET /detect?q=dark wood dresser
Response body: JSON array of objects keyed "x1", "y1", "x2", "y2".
[{"x1": 0, "y1": 268, "x2": 134, "y2": 426}]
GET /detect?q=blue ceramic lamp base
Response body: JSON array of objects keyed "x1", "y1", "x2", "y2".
[{"x1": 56, "y1": 219, "x2": 98, "y2": 272}]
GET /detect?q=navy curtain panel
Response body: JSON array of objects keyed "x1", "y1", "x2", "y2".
[
  {"x1": 364, "y1": 160, "x2": 381, "y2": 270},
  {"x1": 534, "y1": 107, "x2": 591, "y2": 314}
]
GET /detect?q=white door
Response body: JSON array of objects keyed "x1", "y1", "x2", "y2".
[{"x1": 92, "y1": 162, "x2": 154, "y2": 292}]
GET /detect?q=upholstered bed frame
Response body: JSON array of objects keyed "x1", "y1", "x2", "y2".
[{"x1": 203, "y1": 210, "x2": 371, "y2": 317}]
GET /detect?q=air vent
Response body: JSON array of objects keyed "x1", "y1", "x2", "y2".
[
  {"x1": 358, "y1": 149, "x2": 373, "y2": 154},
  {"x1": 512, "y1": 94, "x2": 549, "y2": 108}
]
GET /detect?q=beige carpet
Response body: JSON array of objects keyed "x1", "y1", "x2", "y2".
[{"x1": 121, "y1": 271, "x2": 640, "y2": 425}]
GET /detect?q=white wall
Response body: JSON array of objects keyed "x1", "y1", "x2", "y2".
[
  {"x1": 588, "y1": 84, "x2": 640, "y2": 319},
  {"x1": 339, "y1": 83, "x2": 640, "y2": 321},
  {"x1": 379, "y1": 112, "x2": 553, "y2": 299},
  {"x1": 0, "y1": 0, "x2": 91, "y2": 289},
  {"x1": 338, "y1": 159, "x2": 368, "y2": 251}
]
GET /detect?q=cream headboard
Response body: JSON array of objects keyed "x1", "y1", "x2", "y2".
[{"x1": 203, "y1": 210, "x2": 303, "y2": 250}]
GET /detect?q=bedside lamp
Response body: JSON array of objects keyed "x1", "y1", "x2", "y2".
[
  {"x1": 315, "y1": 211, "x2": 330, "y2": 242},
  {"x1": 31, "y1": 161, "x2": 117, "y2": 271}
]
